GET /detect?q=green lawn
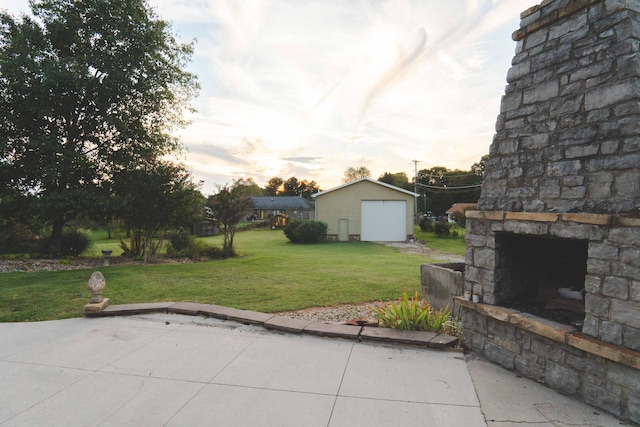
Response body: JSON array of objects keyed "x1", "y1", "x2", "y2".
[
  {"x1": 413, "y1": 226, "x2": 466, "y2": 257},
  {"x1": 0, "y1": 227, "x2": 467, "y2": 322}
]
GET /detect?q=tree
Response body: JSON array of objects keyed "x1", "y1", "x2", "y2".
[
  {"x1": 114, "y1": 161, "x2": 204, "y2": 262},
  {"x1": 264, "y1": 176, "x2": 320, "y2": 198},
  {"x1": 232, "y1": 177, "x2": 264, "y2": 196},
  {"x1": 378, "y1": 172, "x2": 409, "y2": 189},
  {"x1": 342, "y1": 166, "x2": 371, "y2": 183},
  {"x1": 0, "y1": 0, "x2": 198, "y2": 257},
  {"x1": 207, "y1": 182, "x2": 252, "y2": 254},
  {"x1": 264, "y1": 177, "x2": 284, "y2": 196}
]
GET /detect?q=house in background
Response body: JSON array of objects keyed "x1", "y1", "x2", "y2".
[
  {"x1": 445, "y1": 203, "x2": 477, "y2": 224},
  {"x1": 248, "y1": 196, "x2": 315, "y2": 221},
  {"x1": 312, "y1": 178, "x2": 418, "y2": 242}
]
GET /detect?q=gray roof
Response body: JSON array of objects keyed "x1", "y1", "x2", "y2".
[{"x1": 250, "y1": 196, "x2": 315, "y2": 210}]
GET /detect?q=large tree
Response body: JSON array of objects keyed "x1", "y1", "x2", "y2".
[{"x1": 0, "y1": 0, "x2": 198, "y2": 257}]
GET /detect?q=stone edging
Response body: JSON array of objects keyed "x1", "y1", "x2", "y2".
[
  {"x1": 455, "y1": 297, "x2": 640, "y2": 370},
  {"x1": 85, "y1": 301, "x2": 460, "y2": 350},
  {"x1": 465, "y1": 210, "x2": 640, "y2": 227}
]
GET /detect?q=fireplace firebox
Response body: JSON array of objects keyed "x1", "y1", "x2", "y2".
[{"x1": 495, "y1": 233, "x2": 587, "y2": 327}]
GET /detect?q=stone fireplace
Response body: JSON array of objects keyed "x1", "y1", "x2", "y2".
[{"x1": 457, "y1": 0, "x2": 640, "y2": 423}]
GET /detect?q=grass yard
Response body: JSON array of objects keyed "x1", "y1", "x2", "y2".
[
  {"x1": 0, "y1": 228, "x2": 465, "y2": 322},
  {"x1": 413, "y1": 225, "x2": 466, "y2": 257}
]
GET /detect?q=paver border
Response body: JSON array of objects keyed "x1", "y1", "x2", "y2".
[{"x1": 86, "y1": 302, "x2": 461, "y2": 350}]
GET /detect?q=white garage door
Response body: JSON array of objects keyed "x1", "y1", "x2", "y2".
[{"x1": 361, "y1": 200, "x2": 406, "y2": 241}]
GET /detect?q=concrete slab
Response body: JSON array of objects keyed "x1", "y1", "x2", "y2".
[
  {"x1": 0, "y1": 363, "x2": 90, "y2": 423},
  {"x1": 0, "y1": 313, "x2": 627, "y2": 427},
  {"x1": 339, "y1": 342, "x2": 479, "y2": 406},
  {"x1": 4, "y1": 317, "x2": 168, "y2": 370},
  {"x1": 5, "y1": 371, "x2": 201, "y2": 426},
  {"x1": 167, "y1": 383, "x2": 335, "y2": 427},
  {"x1": 100, "y1": 326, "x2": 256, "y2": 382},
  {"x1": 467, "y1": 356, "x2": 623, "y2": 427},
  {"x1": 329, "y1": 396, "x2": 486, "y2": 427},
  {"x1": 212, "y1": 333, "x2": 353, "y2": 395},
  {"x1": 0, "y1": 319, "x2": 81, "y2": 358}
]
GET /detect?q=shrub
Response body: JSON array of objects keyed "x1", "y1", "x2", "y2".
[
  {"x1": 433, "y1": 221, "x2": 451, "y2": 236},
  {"x1": 166, "y1": 234, "x2": 233, "y2": 259},
  {"x1": 419, "y1": 216, "x2": 434, "y2": 232},
  {"x1": 370, "y1": 291, "x2": 451, "y2": 333},
  {"x1": 39, "y1": 229, "x2": 92, "y2": 257},
  {"x1": 283, "y1": 220, "x2": 327, "y2": 243},
  {"x1": 167, "y1": 229, "x2": 194, "y2": 252},
  {"x1": 0, "y1": 223, "x2": 40, "y2": 254}
]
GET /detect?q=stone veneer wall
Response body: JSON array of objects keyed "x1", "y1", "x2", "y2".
[
  {"x1": 460, "y1": 0, "x2": 640, "y2": 423},
  {"x1": 479, "y1": 0, "x2": 640, "y2": 214}
]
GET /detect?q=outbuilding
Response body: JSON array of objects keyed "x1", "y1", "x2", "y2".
[{"x1": 312, "y1": 178, "x2": 418, "y2": 242}]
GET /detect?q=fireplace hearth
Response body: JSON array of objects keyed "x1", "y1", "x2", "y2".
[{"x1": 455, "y1": 0, "x2": 640, "y2": 423}]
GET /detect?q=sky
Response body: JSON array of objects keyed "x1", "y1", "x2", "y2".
[{"x1": 1, "y1": 0, "x2": 540, "y2": 194}]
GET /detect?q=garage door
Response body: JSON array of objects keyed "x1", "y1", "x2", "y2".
[{"x1": 361, "y1": 200, "x2": 406, "y2": 241}]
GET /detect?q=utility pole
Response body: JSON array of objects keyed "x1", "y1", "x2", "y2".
[{"x1": 412, "y1": 160, "x2": 420, "y2": 223}]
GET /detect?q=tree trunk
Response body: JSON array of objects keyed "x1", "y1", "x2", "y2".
[{"x1": 49, "y1": 219, "x2": 65, "y2": 258}]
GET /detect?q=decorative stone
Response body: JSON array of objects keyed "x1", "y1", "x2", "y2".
[
  {"x1": 101, "y1": 250, "x2": 113, "y2": 267},
  {"x1": 88, "y1": 271, "x2": 106, "y2": 303}
]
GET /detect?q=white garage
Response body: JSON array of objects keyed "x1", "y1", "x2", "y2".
[
  {"x1": 361, "y1": 200, "x2": 407, "y2": 241},
  {"x1": 312, "y1": 178, "x2": 418, "y2": 242}
]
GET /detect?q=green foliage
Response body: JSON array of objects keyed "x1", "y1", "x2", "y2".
[
  {"x1": 433, "y1": 221, "x2": 452, "y2": 236},
  {"x1": 0, "y1": 0, "x2": 198, "y2": 257},
  {"x1": 0, "y1": 222, "x2": 40, "y2": 254},
  {"x1": 371, "y1": 291, "x2": 451, "y2": 333},
  {"x1": 419, "y1": 216, "x2": 434, "y2": 232},
  {"x1": 114, "y1": 161, "x2": 204, "y2": 262},
  {"x1": 39, "y1": 229, "x2": 92, "y2": 257},
  {"x1": 207, "y1": 182, "x2": 253, "y2": 253},
  {"x1": 378, "y1": 172, "x2": 409, "y2": 189},
  {"x1": 263, "y1": 176, "x2": 320, "y2": 198},
  {"x1": 165, "y1": 230, "x2": 232, "y2": 259},
  {"x1": 283, "y1": 220, "x2": 328, "y2": 243},
  {"x1": 167, "y1": 230, "x2": 193, "y2": 252},
  {"x1": 342, "y1": 166, "x2": 371, "y2": 183}
]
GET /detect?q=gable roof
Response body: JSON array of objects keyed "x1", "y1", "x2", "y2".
[
  {"x1": 250, "y1": 196, "x2": 315, "y2": 210},
  {"x1": 312, "y1": 177, "x2": 418, "y2": 198}
]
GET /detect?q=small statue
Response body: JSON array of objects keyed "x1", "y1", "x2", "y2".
[{"x1": 88, "y1": 271, "x2": 106, "y2": 303}]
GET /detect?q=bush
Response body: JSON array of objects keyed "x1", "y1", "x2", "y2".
[
  {"x1": 419, "y1": 216, "x2": 434, "y2": 232},
  {"x1": 433, "y1": 221, "x2": 452, "y2": 236},
  {"x1": 0, "y1": 223, "x2": 40, "y2": 254},
  {"x1": 39, "y1": 229, "x2": 92, "y2": 257},
  {"x1": 283, "y1": 220, "x2": 328, "y2": 243},
  {"x1": 167, "y1": 229, "x2": 193, "y2": 251},
  {"x1": 166, "y1": 234, "x2": 233, "y2": 259}
]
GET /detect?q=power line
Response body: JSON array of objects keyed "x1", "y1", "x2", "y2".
[{"x1": 416, "y1": 182, "x2": 483, "y2": 190}]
